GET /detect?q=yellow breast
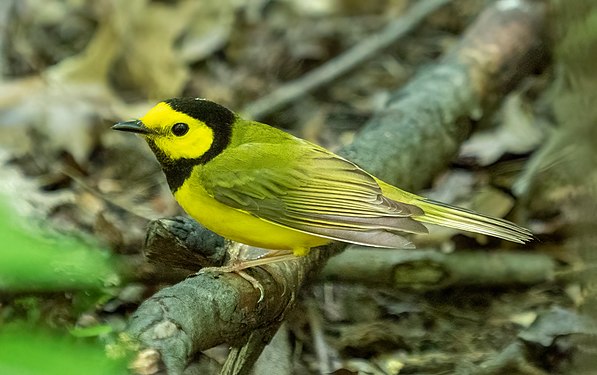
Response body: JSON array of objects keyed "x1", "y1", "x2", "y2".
[{"x1": 173, "y1": 177, "x2": 330, "y2": 254}]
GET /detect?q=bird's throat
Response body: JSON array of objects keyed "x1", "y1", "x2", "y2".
[
  {"x1": 146, "y1": 138, "x2": 200, "y2": 193},
  {"x1": 161, "y1": 159, "x2": 199, "y2": 193}
]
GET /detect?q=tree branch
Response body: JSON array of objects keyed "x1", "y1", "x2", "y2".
[
  {"x1": 322, "y1": 247, "x2": 555, "y2": 290},
  {"x1": 340, "y1": 0, "x2": 546, "y2": 191}
]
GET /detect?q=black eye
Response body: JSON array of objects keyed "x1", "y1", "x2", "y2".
[{"x1": 171, "y1": 123, "x2": 189, "y2": 136}]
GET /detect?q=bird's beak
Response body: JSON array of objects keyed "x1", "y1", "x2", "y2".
[{"x1": 112, "y1": 120, "x2": 152, "y2": 135}]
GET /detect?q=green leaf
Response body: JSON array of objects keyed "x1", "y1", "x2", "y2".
[
  {"x1": 0, "y1": 199, "x2": 121, "y2": 292},
  {"x1": 69, "y1": 324, "x2": 114, "y2": 338},
  {"x1": 0, "y1": 326, "x2": 130, "y2": 375}
]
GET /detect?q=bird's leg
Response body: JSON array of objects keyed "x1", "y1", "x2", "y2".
[
  {"x1": 198, "y1": 245, "x2": 304, "y2": 302},
  {"x1": 197, "y1": 242, "x2": 260, "y2": 292},
  {"x1": 197, "y1": 243, "x2": 282, "y2": 302},
  {"x1": 230, "y1": 250, "x2": 299, "y2": 269}
]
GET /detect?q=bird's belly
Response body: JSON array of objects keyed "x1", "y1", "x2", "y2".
[{"x1": 174, "y1": 181, "x2": 329, "y2": 251}]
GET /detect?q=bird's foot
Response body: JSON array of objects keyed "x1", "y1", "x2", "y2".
[{"x1": 197, "y1": 249, "x2": 300, "y2": 303}]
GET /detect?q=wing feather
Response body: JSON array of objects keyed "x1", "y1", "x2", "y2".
[{"x1": 200, "y1": 140, "x2": 427, "y2": 248}]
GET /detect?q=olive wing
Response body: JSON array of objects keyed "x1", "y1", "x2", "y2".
[{"x1": 199, "y1": 141, "x2": 427, "y2": 248}]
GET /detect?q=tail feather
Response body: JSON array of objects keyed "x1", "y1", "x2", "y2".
[{"x1": 413, "y1": 198, "x2": 533, "y2": 244}]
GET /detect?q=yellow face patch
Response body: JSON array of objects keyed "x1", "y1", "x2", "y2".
[{"x1": 139, "y1": 102, "x2": 214, "y2": 160}]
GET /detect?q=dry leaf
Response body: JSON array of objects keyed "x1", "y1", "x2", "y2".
[
  {"x1": 118, "y1": 0, "x2": 197, "y2": 99},
  {"x1": 0, "y1": 0, "x2": 128, "y2": 163},
  {"x1": 518, "y1": 307, "x2": 595, "y2": 347},
  {"x1": 460, "y1": 92, "x2": 545, "y2": 166},
  {"x1": 179, "y1": 0, "x2": 242, "y2": 63}
]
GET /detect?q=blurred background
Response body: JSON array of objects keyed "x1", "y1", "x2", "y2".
[{"x1": 0, "y1": 0, "x2": 596, "y2": 374}]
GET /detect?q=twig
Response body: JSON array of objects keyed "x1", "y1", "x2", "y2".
[
  {"x1": 250, "y1": 325, "x2": 293, "y2": 375},
  {"x1": 240, "y1": 0, "x2": 452, "y2": 120},
  {"x1": 307, "y1": 299, "x2": 334, "y2": 375},
  {"x1": 219, "y1": 324, "x2": 284, "y2": 375},
  {"x1": 0, "y1": 0, "x2": 14, "y2": 77}
]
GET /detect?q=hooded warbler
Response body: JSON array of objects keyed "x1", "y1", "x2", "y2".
[{"x1": 113, "y1": 98, "x2": 532, "y2": 257}]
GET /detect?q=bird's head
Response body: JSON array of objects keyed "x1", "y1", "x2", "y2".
[{"x1": 112, "y1": 98, "x2": 235, "y2": 165}]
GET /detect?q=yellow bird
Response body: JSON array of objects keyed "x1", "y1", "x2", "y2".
[{"x1": 113, "y1": 98, "x2": 532, "y2": 261}]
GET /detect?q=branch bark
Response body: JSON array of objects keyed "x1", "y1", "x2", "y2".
[
  {"x1": 340, "y1": 0, "x2": 546, "y2": 191},
  {"x1": 127, "y1": 1, "x2": 547, "y2": 373},
  {"x1": 322, "y1": 247, "x2": 555, "y2": 290}
]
